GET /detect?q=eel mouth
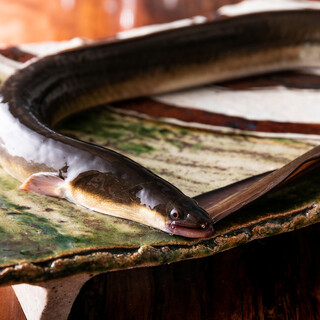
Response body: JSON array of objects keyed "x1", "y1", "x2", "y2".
[{"x1": 167, "y1": 221, "x2": 214, "y2": 238}]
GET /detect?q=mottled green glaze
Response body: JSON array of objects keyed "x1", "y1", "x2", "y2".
[{"x1": 0, "y1": 107, "x2": 319, "y2": 284}]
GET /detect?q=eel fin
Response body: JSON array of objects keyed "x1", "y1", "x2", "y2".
[{"x1": 20, "y1": 172, "x2": 65, "y2": 197}]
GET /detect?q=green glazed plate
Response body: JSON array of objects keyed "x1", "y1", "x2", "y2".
[{"x1": 0, "y1": 106, "x2": 319, "y2": 285}]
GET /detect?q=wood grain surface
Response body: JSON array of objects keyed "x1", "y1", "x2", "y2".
[
  {"x1": 69, "y1": 223, "x2": 320, "y2": 320},
  {"x1": 0, "y1": 286, "x2": 26, "y2": 320}
]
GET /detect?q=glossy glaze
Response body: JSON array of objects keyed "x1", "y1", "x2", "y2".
[{"x1": 1, "y1": 10, "x2": 320, "y2": 237}]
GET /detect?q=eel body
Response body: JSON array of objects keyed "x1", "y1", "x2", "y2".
[{"x1": 1, "y1": 10, "x2": 320, "y2": 237}]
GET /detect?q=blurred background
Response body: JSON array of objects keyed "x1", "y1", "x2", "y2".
[{"x1": 0, "y1": 0, "x2": 240, "y2": 44}]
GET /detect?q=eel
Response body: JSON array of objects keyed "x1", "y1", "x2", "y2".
[{"x1": 1, "y1": 10, "x2": 320, "y2": 238}]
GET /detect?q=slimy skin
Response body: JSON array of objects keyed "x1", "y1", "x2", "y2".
[{"x1": 1, "y1": 10, "x2": 320, "y2": 237}]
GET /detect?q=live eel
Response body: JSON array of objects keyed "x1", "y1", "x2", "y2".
[{"x1": 1, "y1": 10, "x2": 320, "y2": 238}]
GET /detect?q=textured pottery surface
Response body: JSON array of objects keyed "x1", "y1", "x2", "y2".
[{"x1": 0, "y1": 103, "x2": 320, "y2": 285}]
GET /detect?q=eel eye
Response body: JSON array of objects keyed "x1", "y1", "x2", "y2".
[{"x1": 170, "y1": 208, "x2": 182, "y2": 220}]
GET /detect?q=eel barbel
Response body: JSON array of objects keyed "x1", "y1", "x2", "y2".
[{"x1": 1, "y1": 10, "x2": 320, "y2": 238}]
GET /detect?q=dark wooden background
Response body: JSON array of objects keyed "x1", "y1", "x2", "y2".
[{"x1": 67, "y1": 223, "x2": 320, "y2": 320}]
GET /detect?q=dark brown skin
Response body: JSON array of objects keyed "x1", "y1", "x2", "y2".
[{"x1": 1, "y1": 10, "x2": 320, "y2": 237}]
